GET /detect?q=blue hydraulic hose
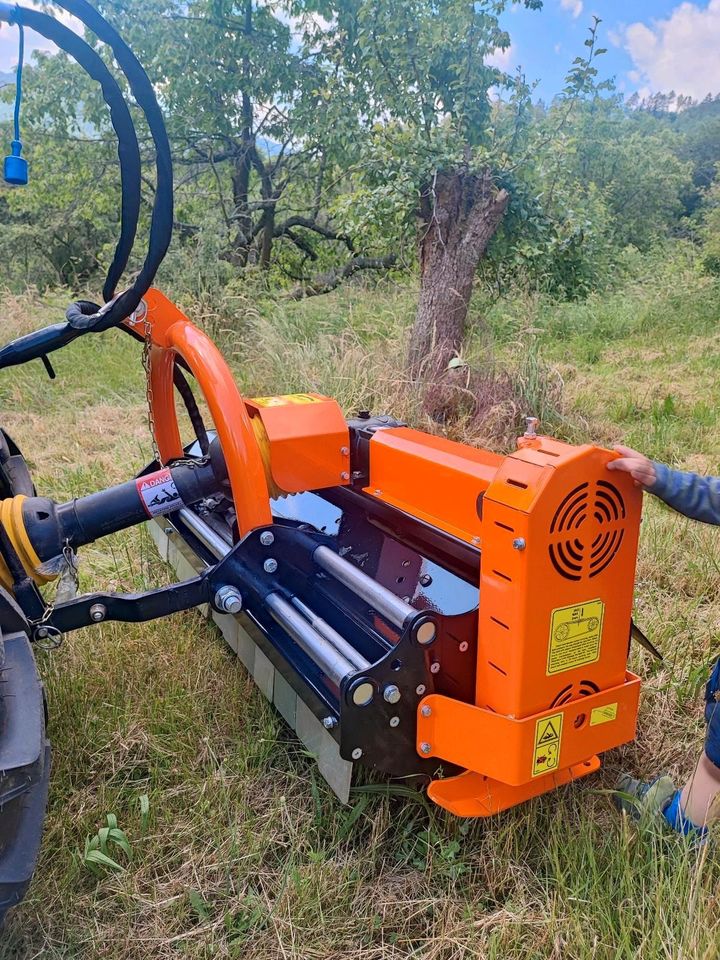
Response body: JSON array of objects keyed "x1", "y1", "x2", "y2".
[{"x1": 12, "y1": 20, "x2": 23, "y2": 143}]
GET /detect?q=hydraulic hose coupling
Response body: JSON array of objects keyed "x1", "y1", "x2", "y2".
[
  {"x1": 4, "y1": 139, "x2": 27, "y2": 186},
  {"x1": 0, "y1": 495, "x2": 52, "y2": 590}
]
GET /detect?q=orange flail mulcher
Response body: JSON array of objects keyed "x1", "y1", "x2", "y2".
[{"x1": 0, "y1": 291, "x2": 645, "y2": 831}]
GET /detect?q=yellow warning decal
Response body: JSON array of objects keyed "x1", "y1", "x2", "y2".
[
  {"x1": 547, "y1": 599, "x2": 605, "y2": 676},
  {"x1": 251, "y1": 393, "x2": 320, "y2": 407},
  {"x1": 590, "y1": 702, "x2": 618, "y2": 726},
  {"x1": 532, "y1": 712, "x2": 563, "y2": 778}
]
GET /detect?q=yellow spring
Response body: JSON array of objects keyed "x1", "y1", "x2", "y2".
[{"x1": 250, "y1": 416, "x2": 288, "y2": 501}]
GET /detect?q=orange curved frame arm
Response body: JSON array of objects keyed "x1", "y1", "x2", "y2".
[{"x1": 127, "y1": 289, "x2": 271, "y2": 537}]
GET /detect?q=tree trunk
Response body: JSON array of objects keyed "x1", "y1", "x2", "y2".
[
  {"x1": 259, "y1": 204, "x2": 275, "y2": 270},
  {"x1": 407, "y1": 167, "x2": 509, "y2": 379}
]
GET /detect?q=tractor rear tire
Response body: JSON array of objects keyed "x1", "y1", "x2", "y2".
[{"x1": 0, "y1": 625, "x2": 51, "y2": 928}]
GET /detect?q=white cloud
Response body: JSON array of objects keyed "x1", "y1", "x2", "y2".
[
  {"x1": 622, "y1": 0, "x2": 720, "y2": 100},
  {"x1": 560, "y1": 0, "x2": 584, "y2": 19},
  {"x1": 486, "y1": 43, "x2": 514, "y2": 70}
]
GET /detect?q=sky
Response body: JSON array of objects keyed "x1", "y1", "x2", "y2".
[
  {"x1": 499, "y1": 0, "x2": 720, "y2": 102},
  {"x1": 0, "y1": 1, "x2": 719, "y2": 103}
]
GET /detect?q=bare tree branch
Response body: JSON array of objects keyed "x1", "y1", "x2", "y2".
[{"x1": 285, "y1": 254, "x2": 397, "y2": 300}]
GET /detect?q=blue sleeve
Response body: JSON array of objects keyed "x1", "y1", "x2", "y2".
[{"x1": 649, "y1": 462, "x2": 720, "y2": 526}]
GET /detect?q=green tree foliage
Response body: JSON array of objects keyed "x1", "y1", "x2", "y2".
[{"x1": 0, "y1": 0, "x2": 715, "y2": 319}]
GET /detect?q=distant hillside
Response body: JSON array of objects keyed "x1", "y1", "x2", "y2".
[{"x1": 0, "y1": 71, "x2": 15, "y2": 122}]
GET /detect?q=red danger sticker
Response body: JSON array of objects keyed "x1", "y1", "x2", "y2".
[{"x1": 135, "y1": 468, "x2": 183, "y2": 518}]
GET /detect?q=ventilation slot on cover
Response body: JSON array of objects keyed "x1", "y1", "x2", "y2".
[
  {"x1": 550, "y1": 679, "x2": 600, "y2": 708},
  {"x1": 548, "y1": 481, "x2": 626, "y2": 580}
]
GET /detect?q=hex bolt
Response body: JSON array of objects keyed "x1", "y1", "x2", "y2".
[
  {"x1": 263, "y1": 558, "x2": 278, "y2": 574},
  {"x1": 421, "y1": 705, "x2": 432, "y2": 718},
  {"x1": 416, "y1": 684, "x2": 426, "y2": 696},
  {"x1": 430, "y1": 662, "x2": 440, "y2": 675},
  {"x1": 89, "y1": 603, "x2": 107, "y2": 623},
  {"x1": 351, "y1": 747, "x2": 363, "y2": 760},
  {"x1": 322, "y1": 716, "x2": 338, "y2": 730},
  {"x1": 389, "y1": 716, "x2": 400, "y2": 728},
  {"x1": 513, "y1": 538, "x2": 527, "y2": 551},
  {"x1": 383, "y1": 684, "x2": 401, "y2": 704},
  {"x1": 215, "y1": 586, "x2": 243, "y2": 615},
  {"x1": 420, "y1": 742, "x2": 432, "y2": 755},
  {"x1": 259, "y1": 531, "x2": 275, "y2": 547}
]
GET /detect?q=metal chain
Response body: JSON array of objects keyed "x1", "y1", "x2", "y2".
[{"x1": 140, "y1": 309, "x2": 161, "y2": 465}]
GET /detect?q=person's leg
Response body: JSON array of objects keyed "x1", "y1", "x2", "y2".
[
  {"x1": 615, "y1": 657, "x2": 720, "y2": 836},
  {"x1": 679, "y1": 657, "x2": 720, "y2": 826},
  {"x1": 679, "y1": 752, "x2": 720, "y2": 826}
]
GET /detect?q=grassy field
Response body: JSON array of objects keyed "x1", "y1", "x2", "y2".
[{"x1": 2, "y1": 248, "x2": 720, "y2": 958}]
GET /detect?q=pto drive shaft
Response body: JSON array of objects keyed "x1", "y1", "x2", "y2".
[{"x1": 0, "y1": 442, "x2": 226, "y2": 585}]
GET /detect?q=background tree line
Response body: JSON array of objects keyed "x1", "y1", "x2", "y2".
[{"x1": 0, "y1": 0, "x2": 718, "y2": 381}]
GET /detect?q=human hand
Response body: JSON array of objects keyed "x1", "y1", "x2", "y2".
[{"x1": 606, "y1": 445, "x2": 657, "y2": 489}]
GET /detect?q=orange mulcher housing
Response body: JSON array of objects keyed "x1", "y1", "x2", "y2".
[{"x1": 133, "y1": 290, "x2": 643, "y2": 817}]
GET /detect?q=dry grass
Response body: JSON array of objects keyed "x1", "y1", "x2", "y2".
[{"x1": 1, "y1": 262, "x2": 720, "y2": 958}]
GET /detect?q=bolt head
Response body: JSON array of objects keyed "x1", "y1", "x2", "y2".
[
  {"x1": 419, "y1": 573, "x2": 432, "y2": 587},
  {"x1": 351, "y1": 747, "x2": 363, "y2": 760},
  {"x1": 340, "y1": 471, "x2": 350, "y2": 481},
  {"x1": 259, "y1": 531, "x2": 274, "y2": 546},
  {"x1": 389, "y1": 716, "x2": 400, "y2": 728},
  {"x1": 459, "y1": 641, "x2": 469, "y2": 652},
  {"x1": 322, "y1": 716, "x2": 337, "y2": 730},
  {"x1": 340, "y1": 446, "x2": 349, "y2": 456},
  {"x1": 513, "y1": 537, "x2": 527, "y2": 551},
  {"x1": 430, "y1": 662, "x2": 440, "y2": 675},
  {"x1": 89, "y1": 603, "x2": 106, "y2": 623},
  {"x1": 35, "y1": 627, "x2": 48, "y2": 640},
  {"x1": 263, "y1": 558, "x2": 278, "y2": 574},
  {"x1": 215, "y1": 586, "x2": 243, "y2": 614},
  {"x1": 383, "y1": 684, "x2": 401, "y2": 704},
  {"x1": 420, "y1": 742, "x2": 432, "y2": 755},
  {"x1": 421, "y1": 705, "x2": 431, "y2": 718},
  {"x1": 416, "y1": 684, "x2": 426, "y2": 696}
]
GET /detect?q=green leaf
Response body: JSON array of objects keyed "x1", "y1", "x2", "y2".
[
  {"x1": 188, "y1": 888, "x2": 211, "y2": 922},
  {"x1": 83, "y1": 849, "x2": 125, "y2": 874}
]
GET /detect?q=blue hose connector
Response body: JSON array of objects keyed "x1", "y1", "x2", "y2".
[{"x1": 4, "y1": 139, "x2": 28, "y2": 186}]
